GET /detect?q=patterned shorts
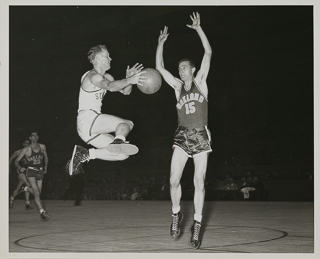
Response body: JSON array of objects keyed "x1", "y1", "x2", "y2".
[
  {"x1": 173, "y1": 125, "x2": 212, "y2": 157},
  {"x1": 26, "y1": 167, "x2": 44, "y2": 180}
]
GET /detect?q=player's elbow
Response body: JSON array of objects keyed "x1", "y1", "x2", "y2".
[
  {"x1": 205, "y1": 49, "x2": 212, "y2": 56},
  {"x1": 155, "y1": 59, "x2": 165, "y2": 71},
  {"x1": 155, "y1": 67, "x2": 165, "y2": 77},
  {"x1": 155, "y1": 64, "x2": 161, "y2": 71}
]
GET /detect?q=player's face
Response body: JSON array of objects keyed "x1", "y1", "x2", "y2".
[
  {"x1": 99, "y1": 49, "x2": 112, "y2": 70},
  {"x1": 178, "y1": 61, "x2": 194, "y2": 81},
  {"x1": 29, "y1": 132, "x2": 39, "y2": 143},
  {"x1": 23, "y1": 140, "x2": 30, "y2": 147}
]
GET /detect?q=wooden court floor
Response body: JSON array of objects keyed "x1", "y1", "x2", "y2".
[{"x1": 6, "y1": 200, "x2": 315, "y2": 258}]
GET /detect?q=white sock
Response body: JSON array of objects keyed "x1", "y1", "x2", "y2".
[
  {"x1": 40, "y1": 209, "x2": 44, "y2": 214},
  {"x1": 172, "y1": 206, "x2": 180, "y2": 214},
  {"x1": 114, "y1": 135, "x2": 125, "y2": 142},
  {"x1": 89, "y1": 149, "x2": 96, "y2": 160},
  {"x1": 26, "y1": 202, "x2": 30, "y2": 205},
  {"x1": 194, "y1": 214, "x2": 202, "y2": 223},
  {"x1": 24, "y1": 186, "x2": 28, "y2": 192}
]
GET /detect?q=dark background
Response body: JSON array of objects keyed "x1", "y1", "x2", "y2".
[{"x1": 9, "y1": 6, "x2": 313, "y2": 191}]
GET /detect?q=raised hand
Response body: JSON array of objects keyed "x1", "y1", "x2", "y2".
[
  {"x1": 158, "y1": 26, "x2": 169, "y2": 44},
  {"x1": 186, "y1": 12, "x2": 201, "y2": 30},
  {"x1": 126, "y1": 63, "x2": 144, "y2": 77}
]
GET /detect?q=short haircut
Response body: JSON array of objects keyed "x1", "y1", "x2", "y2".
[
  {"x1": 178, "y1": 58, "x2": 196, "y2": 69},
  {"x1": 87, "y1": 44, "x2": 108, "y2": 64},
  {"x1": 29, "y1": 132, "x2": 38, "y2": 137}
]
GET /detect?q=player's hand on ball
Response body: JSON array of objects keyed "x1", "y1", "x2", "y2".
[
  {"x1": 126, "y1": 63, "x2": 144, "y2": 77},
  {"x1": 128, "y1": 71, "x2": 147, "y2": 86}
]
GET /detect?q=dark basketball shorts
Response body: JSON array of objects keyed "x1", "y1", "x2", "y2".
[
  {"x1": 26, "y1": 167, "x2": 45, "y2": 180},
  {"x1": 173, "y1": 125, "x2": 212, "y2": 157}
]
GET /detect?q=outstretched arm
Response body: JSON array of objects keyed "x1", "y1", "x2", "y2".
[
  {"x1": 156, "y1": 26, "x2": 182, "y2": 90},
  {"x1": 90, "y1": 70, "x2": 147, "y2": 92},
  {"x1": 187, "y1": 12, "x2": 212, "y2": 82}
]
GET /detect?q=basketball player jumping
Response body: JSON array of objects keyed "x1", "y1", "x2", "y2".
[
  {"x1": 9, "y1": 138, "x2": 34, "y2": 210},
  {"x1": 15, "y1": 132, "x2": 51, "y2": 221},
  {"x1": 69, "y1": 45, "x2": 146, "y2": 176},
  {"x1": 156, "y1": 12, "x2": 212, "y2": 249}
]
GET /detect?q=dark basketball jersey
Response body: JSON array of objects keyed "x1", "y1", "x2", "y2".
[
  {"x1": 26, "y1": 147, "x2": 44, "y2": 168},
  {"x1": 176, "y1": 80, "x2": 208, "y2": 128},
  {"x1": 19, "y1": 156, "x2": 28, "y2": 168}
]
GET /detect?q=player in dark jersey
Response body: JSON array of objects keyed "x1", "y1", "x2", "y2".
[
  {"x1": 15, "y1": 132, "x2": 51, "y2": 221},
  {"x1": 9, "y1": 138, "x2": 34, "y2": 210},
  {"x1": 156, "y1": 12, "x2": 212, "y2": 249}
]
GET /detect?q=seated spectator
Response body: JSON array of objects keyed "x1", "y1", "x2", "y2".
[{"x1": 241, "y1": 175, "x2": 265, "y2": 200}]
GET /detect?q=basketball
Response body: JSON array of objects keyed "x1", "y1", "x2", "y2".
[{"x1": 137, "y1": 68, "x2": 162, "y2": 94}]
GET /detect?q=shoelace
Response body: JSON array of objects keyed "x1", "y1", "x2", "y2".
[
  {"x1": 193, "y1": 222, "x2": 201, "y2": 241},
  {"x1": 171, "y1": 214, "x2": 179, "y2": 231},
  {"x1": 80, "y1": 147, "x2": 90, "y2": 163},
  {"x1": 80, "y1": 155, "x2": 90, "y2": 163}
]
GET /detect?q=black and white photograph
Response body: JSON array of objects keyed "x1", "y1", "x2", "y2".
[{"x1": 1, "y1": 0, "x2": 318, "y2": 258}]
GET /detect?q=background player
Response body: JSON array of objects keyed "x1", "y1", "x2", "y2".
[
  {"x1": 156, "y1": 12, "x2": 212, "y2": 249},
  {"x1": 69, "y1": 44, "x2": 146, "y2": 175},
  {"x1": 15, "y1": 132, "x2": 51, "y2": 221},
  {"x1": 9, "y1": 138, "x2": 34, "y2": 210}
]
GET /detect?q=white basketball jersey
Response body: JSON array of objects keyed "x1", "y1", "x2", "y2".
[{"x1": 78, "y1": 70, "x2": 107, "y2": 113}]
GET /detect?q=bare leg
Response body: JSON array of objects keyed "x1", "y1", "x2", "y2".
[
  {"x1": 170, "y1": 148, "x2": 189, "y2": 210},
  {"x1": 10, "y1": 181, "x2": 24, "y2": 199},
  {"x1": 27, "y1": 177, "x2": 44, "y2": 211},
  {"x1": 25, "y1": 186, "x2": 35, "y2": 195},
  {"x1": 91, "y1": 113, "x2": 134, "y2": 139},
  {"x1": 193, "y1": 153, "x2": 209, "y2": 217},
  {"x1": 37, "y1": 180, "x2": 43, "y2": 193},
  {"x1": 25, "y1": 191, "x2": 30, "y2": 203},
  {"x1": 114, "y1": 122, "x2": 133, "y2": 139},
  {"x1": 18, "y1": 173, "x2": 31, "y2": 187}
]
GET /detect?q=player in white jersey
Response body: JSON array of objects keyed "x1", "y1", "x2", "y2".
[
  {"x1": 156, "y1": 12, "x2": 212, "y2": 249},
  {"x1": 69, "y1": 44, "x2": 146, "y2": 176}
]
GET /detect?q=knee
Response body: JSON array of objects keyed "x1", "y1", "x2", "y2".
[
  {"x1": 194, "y1": 175, "x2": 205, "y2": 190},
  {"x1": 170, "y1": 175, "x2": 180, "y2": 188},
  {"x1": 32, "y1": 188, "x2": 40, "y2": 197},
  {"x1": 124, "y1": 120, "x2": 134, "y2": 130},
  {"x1": 116, "y1": 154, "x2": 129, "y2": 161}
]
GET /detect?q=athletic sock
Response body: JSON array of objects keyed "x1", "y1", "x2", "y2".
[
  {"x1": 40, "y1": 209, "x2": 44, "y2": 214},
  {"x1": 114, "y1": 135, "x2": 126, "y2": 142},
  {"x1": 194, "y1": 213, "x2": 202, "y2": 223},
  {"x1": 26, "y1": 202, "x2": 30, "y2": 205},
  {"x1": 172, "y1": 206, "x2": 180, "y2": 214},
  {"x1": 89, "y1": 149, "x2": 96, "y2": 160}
]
